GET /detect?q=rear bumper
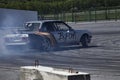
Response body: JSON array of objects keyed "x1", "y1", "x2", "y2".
[
  {"x1": 5, "y1": 42, "x2": 29, "y2": 50},
  {"x1": 5, "y1": 42, "x2": 28, "y2": 46}
]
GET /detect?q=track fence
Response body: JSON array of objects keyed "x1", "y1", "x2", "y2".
[{"x1": 39, "y1": 7, "x2": 120, "y2": 22}]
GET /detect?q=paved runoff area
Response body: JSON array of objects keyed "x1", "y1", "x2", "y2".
[{"x1": 0, "y1": 20, "x2": 120, "y2": 80}]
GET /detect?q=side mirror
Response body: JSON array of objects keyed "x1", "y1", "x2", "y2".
[{"x1": 67, "y1": 28, "x2": 74, "y2": 32}]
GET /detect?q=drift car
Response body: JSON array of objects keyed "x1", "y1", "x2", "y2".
[{"x1": 19, "y1": 20, "x2": 92, "y2": 50}]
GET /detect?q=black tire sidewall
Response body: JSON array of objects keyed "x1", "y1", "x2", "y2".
[
  {"x1": 41, "y1": 38, "x2": 52, "y2": 51},
  {"x1": 81, "y1": 35, "x2": 89, "y2": 47}
]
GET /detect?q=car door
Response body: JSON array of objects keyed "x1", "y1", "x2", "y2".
[{"x1": 51, "y1": 21, "x2": 76, "y2": 44}]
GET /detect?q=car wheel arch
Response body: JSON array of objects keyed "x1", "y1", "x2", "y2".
[
  {"x1": 80, "y1": 33, "x2": 90, "y2": 47},
  {"x1": 80, "y1": 33, "x2": 89, "y2": 41}
]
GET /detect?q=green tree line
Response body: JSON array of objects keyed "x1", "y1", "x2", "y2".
[{"x1": 0, "y1": 0, "x2": 120, "y2": 14}]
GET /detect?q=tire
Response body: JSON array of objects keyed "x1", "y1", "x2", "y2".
[
  {"x1": 81, "y1": 35, "x2": 89, "y2": 47},
  {"x1": 29, "y1": 34, "x2": 53, "y2": 51},
  {"x1": 41, "y1": 38, "x2": 52, "y2": 51}
]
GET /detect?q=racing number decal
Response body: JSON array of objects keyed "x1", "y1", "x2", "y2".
[
  {"x1": 58, "y1": 32, "x2": 76, "y2": 41},
  {"x1": 58, "y1": 32, "x2": 64, "y2": 40}
]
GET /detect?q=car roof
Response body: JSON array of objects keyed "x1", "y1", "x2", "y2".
[{"x1": 26, "y1": 20, "x2": 63, "y2": 23}]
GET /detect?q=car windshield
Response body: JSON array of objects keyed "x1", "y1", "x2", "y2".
[{"x1": 25, "y1": 23, "x2": 41, "y2": 31}]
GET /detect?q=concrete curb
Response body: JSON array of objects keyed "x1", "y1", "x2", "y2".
[{"x1": 20, "y1": 65, "x2": 90, "y2": 80}]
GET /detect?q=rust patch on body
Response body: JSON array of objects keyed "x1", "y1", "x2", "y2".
[{"x1": 34, "y1": 31, "x2": 56, "y2": 46}]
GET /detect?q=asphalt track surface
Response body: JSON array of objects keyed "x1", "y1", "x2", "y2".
[{"x1": 0, "y1": 20, "x2": 120, "y2": 80}]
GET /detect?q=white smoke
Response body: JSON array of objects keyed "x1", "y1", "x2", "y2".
[
  {"x1": 2, "y1": 15, "x2": 16, "y2": 28},
  {"x1": 0, "y1": 8, "x2": 38, "y2": 54}
]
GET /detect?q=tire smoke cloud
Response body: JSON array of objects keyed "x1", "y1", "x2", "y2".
[{"x1": 0, "y1": 8, "x2": 38, "y2": 54}]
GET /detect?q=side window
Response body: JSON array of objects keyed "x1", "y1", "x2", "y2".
[
  {"x1": 41, "y1": 22, "x2": 55, "y2": 32},
  {"x1": 25, "y1": 23, "x2": 40, "y2": 31},
  {"x1": 33, "y1": 23, "x2": 40, "y2": 31},
  {"x1": 41, "y1": 23, "x2": 47, "y2": 32},
  {"x1": 54, "y1": 22, "x2": 70, "y2": 31}
]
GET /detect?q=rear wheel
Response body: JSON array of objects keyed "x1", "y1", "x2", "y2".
[
  {"x1": 41, "y1": 38, "x2": 53, "y2": 51},
  {"x1": 81, "y1": 35, "x2": 89, "y2": 47},
  {"x1": 29, "y1": 34, "x2": 53, "y2": 51}
]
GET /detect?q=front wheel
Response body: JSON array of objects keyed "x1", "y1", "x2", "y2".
[{"x1": 81, "y1": 35, "x2": 89, "y2": 47}]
